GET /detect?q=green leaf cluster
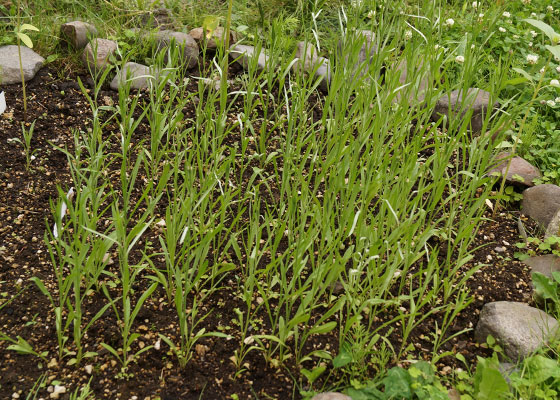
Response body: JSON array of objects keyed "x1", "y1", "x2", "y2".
[{"x1": 345, "y1": 361, "x2": 449, "y2": 400}]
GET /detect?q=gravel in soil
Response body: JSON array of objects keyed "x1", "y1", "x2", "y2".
[{"x1": 0, "y1": 67, "x2": 538, "y2": 399}]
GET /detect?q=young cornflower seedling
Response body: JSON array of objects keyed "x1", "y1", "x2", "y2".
[{"x1": 14, "y1": 120, "x2": 38, "y2": 171}]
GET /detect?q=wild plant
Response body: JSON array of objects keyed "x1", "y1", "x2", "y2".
[
  {"x1": 13, "y1": 0, "x2": 39, "y2": 121},
  {"x1": 33, "y1": 70, "x2": 117, "y2": 364},
  {"x1": 14, "y1": 120, "x2": 38, "y2": 171}
]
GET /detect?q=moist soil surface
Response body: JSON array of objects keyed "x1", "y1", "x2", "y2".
[{"x1": 0, "y1": 66, "x2": 539, "y2": 399}]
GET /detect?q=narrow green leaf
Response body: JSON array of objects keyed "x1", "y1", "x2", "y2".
[
  {"x1": 512, "y1": 68, "x2": 534, "y2": 83},
  {"x1": 307, "y1": 321, "x2": 337, "y2": 336},
  {"x1": 20, "y1": 23, "x2": 39, "y2": 32},
  {"x1": 29, "y1": 277, "x2": 53, "y2": 303},
  {"x1": 16, "y1": 32, "x2": 33, "y2": 48},
  {"x1": 100, "y1": 343, "x2": 121, "y2": 361}
]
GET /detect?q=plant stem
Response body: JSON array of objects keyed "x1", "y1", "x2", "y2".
[
  {"x1": 16, "y1": 0, "x2": 27, "y2": 122},
  {"x1": 221, "y1": 0, "x2": 234, "y2": 92}
]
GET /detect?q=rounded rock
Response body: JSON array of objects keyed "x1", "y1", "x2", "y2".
[
  {"x1": 432, "y1": 88, "x2": 498, "y2": 134},
  {"x1": 475, "y1": 301, "x2": 559, "y2": 360},
  {"x1": 189, "y1": 26, "x2": 234, "y2": 49},
  {"x1": 0, "y1": 45, "x2": 45, "y2": 84},
  {"x1": 487, "y1": 153, "x2": 541, "y2": 186},
  {"x1": 82, "y1": 38, "x2": 118, "y2": 72},
  {"x1": 60, "y1": 21, "x2": 98, "y2": 49},
  {"x1": 156, "y1": 31, "x2": 199, "y2": 69},
  {"x1": 521, "y1": 184, "x2": 560, "y2": 227}
]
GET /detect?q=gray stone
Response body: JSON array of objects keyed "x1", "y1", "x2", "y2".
[
  {"x1": 475, "y1": 301, "x2": 559, "y2": 360},
  {"x1": 524, "y1": 255, "x2": 560, "y2": 278},
  {"x1": 60, "y1": 21, "x2": 98, "y2": 49},
  {"x1": 141, "y1": 7, "x2": 175, "y2": 30},
  {"x1": 487, "y1": 153, "x2": 541, "y2": 186},
  {"x1": 110, "y1": 62, "x2": 163, "y2": 91},
  {"x1": 545, "y1": 208, "x2": 560, "y2": 239},
  {"x1": 355, "y1": 29, "x2": 377, "y2": 67},
  {"x1": 82, "y1": 39, "x2": 118, "y2": 72},
  {"x1": 189, "y1": 27, "x2": 235, "y2": 49},
  {"x1": 0, "y1": 45, "x2": 44, "y2": 84},
  {"x1": 156, "y1": 31, "x2": 199, "y2": 69},
  {"x1": 311, "y1": 393, "x2": 352, "y2": 400},
  {"x1": 315, "y1": 57, "x2": 331, "y2": 92},
  {"x1": 230, "y1": 44, "x2": 268, "y2": 71},
  {"x1": 521, "y1": 184, "x2": 560, "y2": 227},
  {"x1": 291, "y1": 41, "x2": 331, "y2": 92},
  {"x1": 294, "y1": 41, "x2": 320, "y2": 72},
  {"x1": 391, "y1": 58, "x2": 430, "y2": 105},
  {"x1": 337, "y1": 29, "x2": 378, "y2": 80},
  {"x1": 432, "y1": 88, "x2": 498, "y2": 134}
]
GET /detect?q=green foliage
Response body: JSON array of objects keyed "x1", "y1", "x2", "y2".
[
  {"x1": 343, "y1": 361, "x2": 449, "y2": 400},
  {"x1": 515, "y1": 236, "x2": 560, "y2": 260}
]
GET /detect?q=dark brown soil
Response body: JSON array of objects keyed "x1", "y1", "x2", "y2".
[{"x1": 0, "y1": 66, "x2": 538, "y2": 399}]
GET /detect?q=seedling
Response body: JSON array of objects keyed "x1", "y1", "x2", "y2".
[{"x1": 14, "y1": 0, "x2": 39, "y2": 121}]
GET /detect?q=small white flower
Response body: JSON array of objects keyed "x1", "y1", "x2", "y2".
[
  {"x1": 530, "y1": 30, "x2": 538, "y2": 38},
  {"x1": 404, "y1": 30, "x2": 413, "y2": 40},
  {"x1": 551, "y1": 79, "x2": 560, "y2": 87},
  {"x1": 531, "y1": 12, "x2": 537, "y2": 17},
  {"x1": 499, "y1": 27, "x2": 506, "y2": 33},
  {"x1": 472, "y1": 1, "x2": 479, "y2": 9},
  {"x1": 547, "y1": 6, "x2": 554, "y2": 12},
  {"x1": 502, "y1": 11, "x2": 511, "y2": 18},
  {"x1": 527, "y1": 54, "x2": 539, "y2": 64},
  {"x1": 478, "y1": 13, "x2": 485, "y2": 19},
  {"x1": 434, "y1": 44, "x2": 441, "y2": 50},
  {"x1": 522, "y1": 0, "x2": 530, "y2": 4},
  {"x1": 556, "y1": 66, "x2": 560, "y2": 73},
  {"x1": 445, "y1": 18, "x2": 455, "y2": 27},
  {"x1": 513, "y1": 34, "x2": 519, "y2": 39},
  {"x1": 540, "y1": 67, "x2": 546, "y2": 74},
  {"x1": 471, "y1": 44, "x2": 475, "y2": 49},
  {"x1": 547, "y1": 99, "x2": 556, "y2": 107},
  {"x1": 556, "y1": 97, "x2": 560, "y2": 103},
  {"x1": 529, "y1": 42, "x2": 533, "y2": 47},
  {"x1": 367, "y1": 9, "x2": 375, "y2": 18},
  {"x1": 455, "y1": 55, "x2": 465, "y2": 63}
]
